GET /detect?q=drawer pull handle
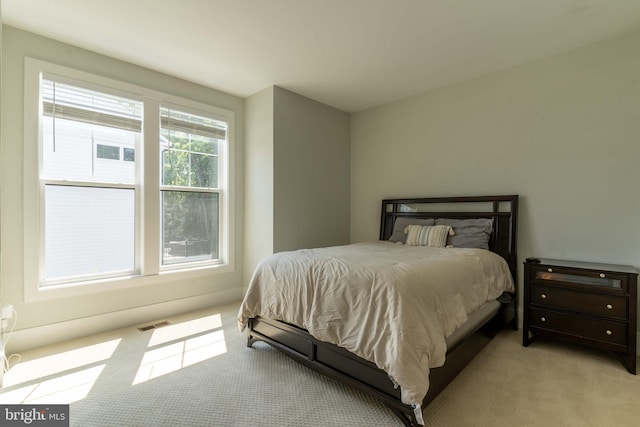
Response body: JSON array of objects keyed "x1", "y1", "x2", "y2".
[
  {"x1": 541, "y1": 294, "x2": 547, "y2": 299},
  {"x1": 606, "y1": 330, "x2": 612, "y2": 336},
  {"x1": 600, "y1": 273, "x2": 606, "y2": 278},
  {"x1": 606, "y1": 304, "x2": 613, "y2": 310},
  {"x1": 541, "y1": 317, "x2": 546, "y2": 322},
  {"x1": 547, "y1": 268, "x2": 553, "y2": 273}
]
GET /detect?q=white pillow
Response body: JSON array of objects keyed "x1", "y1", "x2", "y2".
[{"x1": 404, "y1": 224, "x2": 455, "y2": 247}]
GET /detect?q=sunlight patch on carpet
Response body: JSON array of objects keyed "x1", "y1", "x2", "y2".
[
  {"x1": 2, "y1": 339, "x2": 121, "y2": 387},
  {"x1": 0, "y1": 365, "x2": 105, "y2": 404},
  {"x1": 133, "y1": 329, "x2": 227, "y2": 385},
  {"x1": 147, "y1": 313, "x2": 223, "y2": 347}
]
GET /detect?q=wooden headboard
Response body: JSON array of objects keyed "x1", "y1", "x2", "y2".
[{"x1": 380, "y1": 195, "x2": 519, "y2": 283}]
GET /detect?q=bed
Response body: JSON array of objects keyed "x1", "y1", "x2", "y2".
[{"x1": 238, "y1": 195, "x2": 518, "y2": 426}]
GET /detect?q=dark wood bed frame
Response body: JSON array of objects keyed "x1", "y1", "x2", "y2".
[{"x1": 247, "y1": 195, "x2": 519, "y2": 426}]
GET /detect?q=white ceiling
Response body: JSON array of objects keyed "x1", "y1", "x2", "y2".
[{"x1": 3, "y1": 0, "x2": 640, "y2": 112}]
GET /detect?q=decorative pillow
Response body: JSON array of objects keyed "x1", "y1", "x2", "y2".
[
  {"x1": 388, "y1": 217, "x2": 435, "y2": 244},
  {"x1": 435, "y1": 218, "x2": 493, "y2": 249},
  {"x1": 404, "y1": 225, "x2": 454, "y2": 247}
]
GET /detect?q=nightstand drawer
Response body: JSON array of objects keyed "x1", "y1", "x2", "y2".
[
  {"x1": 529, "y1": 284, "x2": 627, "y2": 319},
  {"x1": 529, "y1": 308, "x2": 627, "y2": 346},
  {"x1": 530, "y1": 265, "x2": 628, "y2": 293}
]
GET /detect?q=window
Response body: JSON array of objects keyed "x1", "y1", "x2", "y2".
[
  {"x1": 24, "y1": 59, "x2": 234, "y2": 299},
  {"x1": 41, "y1": 79, "x2": 141, "y2": 283},
  {"x1": 123, "y1": 148, "x2": 135, "y2": 162},
  {"x1": 160, "y1": 106, "x2": 225, "y2": 266},
  {"x1": 96, "y1": 144, "x2": 121, "y2": 160}
]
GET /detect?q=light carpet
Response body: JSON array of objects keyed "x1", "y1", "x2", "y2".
[{"x1": 1, "y1": 302, "x2": 639, "y2": 426}]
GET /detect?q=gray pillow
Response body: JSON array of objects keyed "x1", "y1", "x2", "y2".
[
  {"x1": 435, "y1": 218, "x2": 493, "y2": 249},
  {"x1": 388, "y1": 217, "x2": 435, "y2": 244}
]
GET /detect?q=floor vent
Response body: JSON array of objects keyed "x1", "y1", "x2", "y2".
[{"x1": 137, "y1": 321, "x2": 171, "y2": 332}]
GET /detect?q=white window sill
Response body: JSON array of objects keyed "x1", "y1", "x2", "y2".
[{"x1": 24, "y1": 262, "x2": 234, "y2": 303}]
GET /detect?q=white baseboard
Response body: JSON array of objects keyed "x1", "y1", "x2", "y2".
[{"x1": 6, "y1": 287, "x2": 243, "y2": 355}]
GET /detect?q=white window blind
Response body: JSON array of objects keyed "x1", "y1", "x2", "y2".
[{"x1": 42, "y1": 80, "x2": 142, "y2": 132}]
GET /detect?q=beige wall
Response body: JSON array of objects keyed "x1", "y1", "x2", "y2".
[
  {"x1": 273, "y1": 87, "x2": 350, "y2": 252},
  {"x1": 244, "y1": 87, "x2": 275, "y2": 285},
  {"x1": 1, "y1": 27, "x2": 245, "y2": 351},
  {"x1": 243, "y1": 86, "x2": 350, "y2": 285},
  {"x1": 351, "y1": 30, "x2": 640, "y2": 320}
]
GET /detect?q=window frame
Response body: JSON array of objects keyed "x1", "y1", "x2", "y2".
[{"x1": 23, "y1": 58, "x2": 235, "y2": 302}]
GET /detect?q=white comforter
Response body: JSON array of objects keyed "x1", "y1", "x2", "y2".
[{"x1": 238, "y1": 241, "x2": 514, "y2": 408}]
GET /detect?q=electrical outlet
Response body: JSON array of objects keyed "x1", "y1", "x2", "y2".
[{"x1": 1, "y1": 305, "x2": 13, "y2": 320}]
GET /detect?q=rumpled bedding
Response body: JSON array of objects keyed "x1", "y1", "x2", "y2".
[{"x1": 238, "y1": 241, "x2": 514, "y2": 408}]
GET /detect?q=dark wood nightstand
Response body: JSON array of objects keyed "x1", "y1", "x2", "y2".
[{"x1": 523, "y1": 258, "x2": 638, "y2": 374}]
